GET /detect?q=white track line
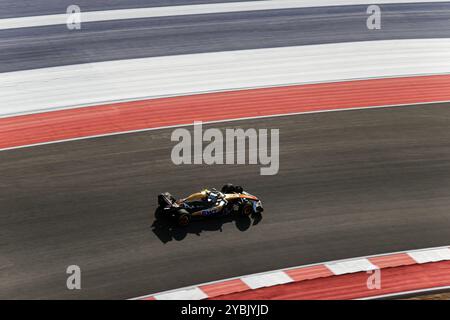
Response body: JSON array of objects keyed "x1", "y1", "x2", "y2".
[
  {"x1": 326, "y1": 258, "x2": 378, "y2": 275},
  {"x1": 242, "y1": 271, "x2": 293, "y2": 289},
  {"x1": 408, "y1": 248, "x2": 450, "y2": 263},
  {"x1": 153, "y1": 287, "x2": 208, "y2": 300},
  {"x1": 1, "y1": 0, "x2": 449, "y2": 30},
  {"x1": 2, "y1": 39, "x2": 450, "y2": 118}
]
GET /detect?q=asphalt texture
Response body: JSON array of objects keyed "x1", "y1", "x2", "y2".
[
  {"x1": 1, "y1": 103, "x2": 450, "y2": 299},
  {"x1": 1, "y1": 3, "x2": 450, "y2": 72}
]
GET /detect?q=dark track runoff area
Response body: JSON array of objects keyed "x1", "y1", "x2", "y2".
[{"x1": 1, "y1": 103, "x2": 450, "y2": 299}]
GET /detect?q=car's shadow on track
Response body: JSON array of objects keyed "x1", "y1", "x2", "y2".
[{"x1": 151, "y1": 208, "x2": 263, "y2": 243}]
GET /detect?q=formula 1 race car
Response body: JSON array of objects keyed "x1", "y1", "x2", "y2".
[{"x1": 157, "y1": 184, "x2": 263, "y2": 226}]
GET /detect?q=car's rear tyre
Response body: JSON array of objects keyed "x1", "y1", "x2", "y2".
[{"x1": 177, "y1": 209, "x2": 191, "y2": 227}]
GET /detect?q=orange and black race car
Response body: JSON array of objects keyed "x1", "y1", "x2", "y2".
[{"x1": 157, "y1": 184, "x2": 263, "y2": 226}]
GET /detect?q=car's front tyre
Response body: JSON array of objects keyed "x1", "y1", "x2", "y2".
[{"x1": 240, "y1": 202, "x2": 254, "y2": 216}]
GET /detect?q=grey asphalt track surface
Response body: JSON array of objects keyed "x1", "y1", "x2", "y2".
[
  {"x1": 1, "y1": 3, "x2": 450, "y2": 72},
  {"x1": 1, "y1": 103, "x2": 450, "y2": 299}
]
